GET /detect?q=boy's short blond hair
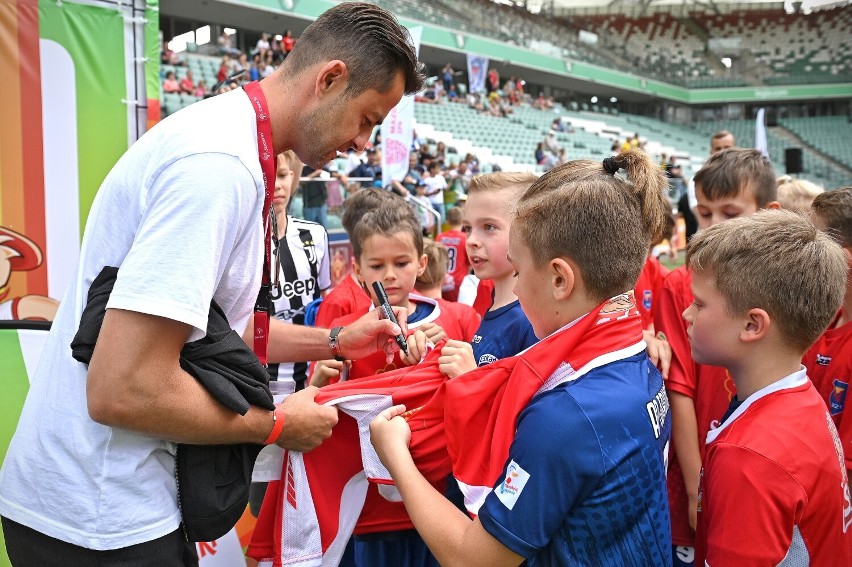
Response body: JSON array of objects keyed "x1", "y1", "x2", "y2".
[
  {"x1": 416, "y1": 239, "x2": 449, "y2": 289},
  {"x1": 514, "y1": 149, "x2": 670, "y2": 303},
  {"x1": 777, "y1": 178, "x2": 824, "y2": 214},
  {"x1": 686, "y1": 209, "x2": 846, "y2": 352},
  {"x1": 467, "y1": 172, "x2": 537, "y2": 214},
  {"x1": 694, "y1": 148, "x2": 776, "y2": 207},
  {"x1": 811, "y1": 186, "x2": 852, "y2": 248}
]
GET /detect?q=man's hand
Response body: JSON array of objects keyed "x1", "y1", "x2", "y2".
[
  {"x1": 276, "y1": 386, "x2": 338, "y2": 452},
  {"x1": 369, "y1": 404, "x2": 413, "y2": 472},
  {"x1": 644, "y1": 329, "x2": 672, "y2": 379},
  {"x1": 438, "y1": 339, "x2": 477, "y2": 378},
  {"x1": 338, "y1": 306, "x2": 409, "y2": 363}
]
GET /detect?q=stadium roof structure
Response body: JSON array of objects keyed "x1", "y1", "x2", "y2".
[{"x1": 540, "y1": 0, "x2": 847, "y2": 15}]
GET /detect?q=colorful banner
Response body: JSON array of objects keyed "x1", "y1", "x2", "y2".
[
  {"x1": 0, "y1": 323, "x2": 50, "y2": 566},
  {"x1": 466, "y1": 53, "x2": 489, "y2": 94},
  {"x1": 381, "y1": 26, "x2": 421, "y2": 190},
  {"x1": 0, "y1": 0, "x2": 138, "y2": 321}
]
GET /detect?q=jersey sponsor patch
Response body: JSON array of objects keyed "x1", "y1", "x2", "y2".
[
  {"x1": 830, "y1": 379, "x2": 848, "y2": 416},
  {"x1": 495, "y1": 460, "x2": 530, "y2": 510},
  {"x1": 478, "y1": 353, "x2": 498, "y2": 366},
  {"x1": 646, "y1": 383, "x2": 670, "y2": 439},
  {"x1": 816, "y1": 353, "x2": 832, "y2": 366}
]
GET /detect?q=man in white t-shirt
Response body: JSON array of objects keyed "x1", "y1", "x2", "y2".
[{"x1": 0, "y1": 3, "x2": 424, "y2": 565}]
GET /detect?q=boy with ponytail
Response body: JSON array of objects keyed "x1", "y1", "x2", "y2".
[{"x1": 370, "y1": 150, "x2": 673, "y2": 566}]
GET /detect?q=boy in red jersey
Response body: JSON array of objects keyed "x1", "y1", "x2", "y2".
[
  {"x1": 436, "y1": 206, "x2": 470, "y2": 302},
  {"x1": 683, "y1": 210, "x2": 851, "y2": 565},
  {"x1": 315, "y1": 189, "x2": 413, "y2": 328},
  {"x1": 313, "y1": 207, "x2": 477, "y2": 567},
  {"x1": 653, "y1": 148, "x2": 779, "y2": 565},
  {"x1": 805, "y1": 186, "x2": 852, "y2": 476}
]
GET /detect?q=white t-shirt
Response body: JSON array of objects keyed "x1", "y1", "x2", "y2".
[
  {"x1": 0, "y1": 88, "x2": 266, "y2": 549},
  {"x1": 424, "y1": 175, "x2": 447, "y2": 206}
]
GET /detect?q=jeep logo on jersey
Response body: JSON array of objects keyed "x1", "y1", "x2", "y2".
[
  {"x1": 282, "y1": 278, "x2": 316, "y2": 299},
  {"x1": 302, "y1": 239, "x2": 317, "y2": 264}
]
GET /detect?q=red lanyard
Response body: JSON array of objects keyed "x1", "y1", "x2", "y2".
[{"x1": 244, "y1": 81, "x2": 275, "y2": 366}]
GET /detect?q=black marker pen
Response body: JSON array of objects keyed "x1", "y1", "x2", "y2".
[{"x1": 371, "y1": 281, "x2": 410, "y2": 357}]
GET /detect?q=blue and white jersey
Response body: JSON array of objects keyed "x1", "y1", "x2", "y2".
[
  {"x1": 478, "y1": 352, "x2": 672, "y2": 567},
  {"x1": 470, "y1": 300, "x2": 537, "y2": 366}
]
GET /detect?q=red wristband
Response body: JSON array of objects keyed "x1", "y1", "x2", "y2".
[{"x1": 263, "y1": 405, "x2": 286, "y2": 445}]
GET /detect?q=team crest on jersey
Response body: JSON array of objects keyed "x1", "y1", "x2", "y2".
[
  {"x1": 642, "y1": 290, "x2": 652, "y2": 311},
  {"x1": 830, "y1": 379, "x2": 848, "y2": 416},
  {"x1": 816, "y1": 353, "x2": 832, "y2": 366},
  {"x1": 495, "y1": 460, "x2": 530, "y2": 511},
  {"x1": 302, "y1": 239, "x2": 317, "y2": 264}
]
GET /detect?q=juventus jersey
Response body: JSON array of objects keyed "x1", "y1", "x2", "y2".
[{"x1": 267, "y1": 217, "x2": 330, "y2": 387}]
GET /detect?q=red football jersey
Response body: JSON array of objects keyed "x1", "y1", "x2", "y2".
[
  {"x1": 804, "y1": 312, "x2": 852, "y2": 473},
  {"x1": 436, "y1": 229, "x2": 470, "y2": 302},
  {"x1": 654, "y1": 266, "x2": 736, "y2": 547},
  {"x1": 634, "y1": 255, "x2": 670, "y2": 330},
  {"x1": 696, "y1": 372, "x2": 852, "y2": 565},
  {"x1": 315, "y1": 275, "x2": 372, "y2": 329},
  {"x1": 331, "y1": 295, "x2": 475, "y2": 535}
]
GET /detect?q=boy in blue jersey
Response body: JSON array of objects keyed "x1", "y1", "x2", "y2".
[
  {"x1": 371, "y1": 150, "x2": 673, "y2": 566},
  {"x1": 438, "y1": 172, "x2": 538, "y2": 378}
]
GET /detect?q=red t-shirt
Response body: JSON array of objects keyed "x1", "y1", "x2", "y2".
[
  {"x1": 315, "y1": 275, "x2": 372, "y2": 329},
  {"x1": 696, "y1": 373, "x2": 852, "y2": 565},
  {"x1": 282, "y1": 36, "x2": 295, "y2": 52},
  {"x1": 436, "y1": 229, "x2": 470, "y2": 302},
  {"x1": 804, "y1": 312, "x2": 852, "y2": 473},
  {"x1": 654, "y1": 266, "x2": 736, "y2": 547},
  {"x1": 634, "y1": 255, "x2": 669, "y2": 330},
  {"x1": 331, "y1": 295, "x2": 474, "y2": 534}
]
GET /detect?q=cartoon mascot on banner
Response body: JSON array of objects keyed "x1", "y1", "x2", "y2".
[{"x1": 0, "y1": 227, "x2": 59, "y2": 321}]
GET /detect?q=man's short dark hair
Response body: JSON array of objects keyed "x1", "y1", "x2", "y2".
[{"x1": 284, "y1": 2, "x2": 425, "y2": 97}]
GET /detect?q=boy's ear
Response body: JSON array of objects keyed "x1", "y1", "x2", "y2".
[
  {"x1": 315, "y1": 60, "x2": 349, "y2": 99},
  {"x1": 740, "y1": 308, "x2": 771, "y2": 343},
  {"x1": 764, "y1": 200, "x2": 781, "y2": 211},
  {"x1": 417, "y1": 253, "x2": 428, "y2": 277},
  {"x1": 549, "y1": 258, "x2": 575, "y2": 301},
  {"x1": 352, "y1": 259, "x2": 363, "y2": 282}
]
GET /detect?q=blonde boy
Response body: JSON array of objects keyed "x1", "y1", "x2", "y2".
[
  {"x1": 654, "y1": 148, "x2": 779, "y2": 562},
  {"x1": 805, "y1": 186, "x2": 852, "y2": 476},
  {"x1": 683, "y1": 210, "x2": 851, "y2": 565},
  {"x1": 438, "y1": 172, "x2": 538, "y2": 378}
]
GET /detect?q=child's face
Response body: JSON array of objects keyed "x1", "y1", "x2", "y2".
[
  {"x1": 682, "y1": 272, "x2": 743, "y2": 368},
  {"x1": 462, "y1": 189, "x2": 515, "y2": 282},
  {"x1": 273, "y1": 161, "x2": 294, "y2": 216},
  {"x1": 695, "y1": 184, "x2": 760, "y2": 230},
  {"x1": 354, "y1": 232, "x2": 427, "y2": 308},
  {"x1": 507, "y1": 231, "x2": 551, "y2": 339}
]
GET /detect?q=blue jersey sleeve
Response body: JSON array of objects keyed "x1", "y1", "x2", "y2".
[{"x1": 477, "y1": 389, "x2": 603, "y2": 558}]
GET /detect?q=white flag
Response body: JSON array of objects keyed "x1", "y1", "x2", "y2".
[
  {"x1": 380, "y1": 27, "x2": 422, "y2": 190},
  {"x1": 755, "y1": 108, "x2": 769, "y2": 158},
  {"x1": 466, "y1": 54, "x2": 489, "y2": 94}
]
